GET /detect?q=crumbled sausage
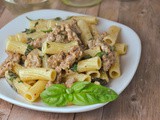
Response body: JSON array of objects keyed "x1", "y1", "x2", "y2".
[
  {"x1": 24, "y1": 49, "x2": 42, "y2": 68},
  {"x1": 0, "y1": 52, "x2": 21, "y2": 78}
]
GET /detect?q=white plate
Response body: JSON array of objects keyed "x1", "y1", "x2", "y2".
[{"x1": 0, "y1": 9, "x2": 141, "y2": 113}]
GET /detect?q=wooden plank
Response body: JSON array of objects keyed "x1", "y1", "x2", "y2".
[
  {"x1": 8, "y1": 105, "x2": 74, "y2": 120},
  {"x1": 99, "y1": 0, "x2": 120, "y2": 21},
  {"x1": 0, "y1": 8, "x2": 15, "y2": 28},
  {"x1": 0, "y1": 0, "x2": 5, "y2": 17},
  {"x1": 0, "y1": 99, "x2": 13, "y2": 120},
  {"x1": 101, "y1": 0, "x2": 160, "y2": 119}
]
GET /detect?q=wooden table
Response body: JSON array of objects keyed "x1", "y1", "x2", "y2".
[{"x1": 0, "y1": 0, "x2": 159, "y2": 120}]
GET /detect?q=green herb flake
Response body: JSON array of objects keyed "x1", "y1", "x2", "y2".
[
  {"x1": 22, "y1": 29, "x2": 36, "y2": 34},
  {"x1": 82, "y1": 55, "x2": 92, "y2": 59},
  {"x1": 27, "y1": 38, "x2": 35, "y2": 44},
  {"x1": 54, "y1": 17, "x2": 62, "y2": 21},
  {"x1": 18, "y1": 81, "x2": 23, "y2": 83},
  {"x1": 41, "y1": 28, "x2": 53, "y2": 33},
  {"x1": 71, "y1": 63, "x2": 77, "y2": 72},
  {"x1": 26, "y1": 16, "x2": 33, "y2": 21},
  {"x1": 66, "y1": 16, "x2": 73, "y2": 20},
  {"x1": 25, "y1": 45, "x2": 34, "y2": 56},
  {"x1": 34, "y1": 21, "x2": 39, "y2": 27},
  {"x1": 46, "y1": 43, "x2": 51, "y2": 48},
  {"x1": 8, "y1": 71, "x2": 18, "y2": 81},
  {"x1": 109, "y1": 46, "x2": 115, "y2": 52},
  {"x1": 95, "y1": 51, "x2": 107, "y2": 58}
]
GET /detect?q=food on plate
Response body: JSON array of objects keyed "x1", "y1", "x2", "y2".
[{"x1": 0, "y1": 15, "x2": 127, "y2": 106}]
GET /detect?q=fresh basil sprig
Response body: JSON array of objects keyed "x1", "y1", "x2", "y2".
[{"x1": 40, "y1": 81, "x2": 118, "y2": 106}]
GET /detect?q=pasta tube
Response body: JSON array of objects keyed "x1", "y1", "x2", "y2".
[
  {"x1": 77, "y1": 20, "x2": 93, "y2": 46},
  {"x1": 77, "y1": 56, "x2": 102, "y2": 72},
  {"x1": 86, "y1": 71, "x2": 100, "y2": 78},
  {"x1": 84, "y1": 46, "x2": 101, "y2": 57},
  {"x1": 24, "y1": 80, "x2": 47, "y2": 102},
  {"x1": 19, "y1": 68, "x2": 56, "y2": 81},
  {"x1": 42, "y1": 41, "x2": 78, "y2": 54},
  {"x1": 109, "y1": 52, "x2": 121, "y2": 79},
  {"x1": 100, "y1": 71, "x2": 109, "y2": 82},
  {"x1": 13, "y1": 63, "x2": 24, "y2": 75},
  {"x1": 6, "y1": 39, "x2": 28, "y2": 55},
  {"x1": 66, "y1": 73, "x2": 91, "y2": 82},
  {"x1": 72, "y1": 16, "x2": 98, "y2": 24},
  {"x1": 115, "y1": 43, "x2": 127, "y2": 55},
  {"x1": 90, "y1": 25, "x2": 100, "y2": 39},
  {"x1": 103, "y1": 26, "x2": 121, "y2": 46}
]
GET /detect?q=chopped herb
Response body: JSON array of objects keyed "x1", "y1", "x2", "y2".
[
  {"x1": 18, "y1": 81, "x2": 23, "y2": 83},
  {"x1": 25, "y1": 45, "x2": 34, "y2": 56},
  {"x1": 27, "y1": 38, "x2": 35, "y2": 44},
  {"x1": 54, "y1": 17, "x2": 62, "y2": 21},
  {"x1": 71, "y1": 63, "x2": 77, "y2": 72},
  {"x1": 41, "y1": 28, "x2": 53, "y2": 33},
  {"x1": 8, "y1": 71, "x2": 18, "y2": 81},
  {"x1": 95, "y1": 51, "x2": 108, "y2": 58},
  {"x1": 109, "y1": 46, "x2": 115, "y2": 52},
  {"x1": 91, "y1": 78, "x2": 108, "y2": 86},
  {"x1": 82, "y1": 55, "x2": 92, "y2": 59},
  {"x1": 34, "y1": 21, "x2": 39, "y2": 27},
  {"x1": 22, "y1": 29, "x2": 36, "y2": 34},
  {"x1": 46, "y1": 43, "x2": 51, "y2": 48},
  {"x1": 66, "y1": 16, "x2": 73, "y2": 20},
  {"x1": 26, "y1": 16, "x2": 33, "y2": 21}
]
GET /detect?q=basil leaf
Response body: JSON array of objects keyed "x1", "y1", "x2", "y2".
[
  {"x1": 41, "y1": 28, "x2": 53, "y2": 33},
  {"x1": 72, "y1": 82, "x2": 118, "y2": 105},
  {"x1": 71, "y1": 63, "x2": 77, "y2": 72},
  {"x1": 40, "y1": 84, "x2": 68, "y2": 106},
  {"x1": 71, "y1": 81, "x2": 90, "y2": 93},
  {"x1": 22, "y1": 29, "x2": 36, "y2": 34},
  {"x1": 40, "y1": 81, "x2": 118, "y2": 106}
]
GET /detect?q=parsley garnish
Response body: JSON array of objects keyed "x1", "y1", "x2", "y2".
[
  {"x1": 54, "y1": 17, "x2": 62, "y2": 21},
  {"x1": 71, "y1": 63, "x2": 78, "y2": 72},
  {"x1": 41, "y1": 28, "x2": 53, "y2": 33},
  {"x1": 26, "y1": 16, "x2": 33, "y2": 21},
  {"x1": 25, "y1": 45, "x2": 34, "y2": 56},
  {"x1": 8, "y1": 71, "x2": 18, "y2": 81},
  {"x1": 34, "y1": 21, "x2": 39, "y2": 27},
  {"x1": 22, "y1": 29, "x2": 36, "y2": 34}
]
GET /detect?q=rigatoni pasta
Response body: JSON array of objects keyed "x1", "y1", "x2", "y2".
[
  {"x1": 19, "y1": 68, "x2": 56, "y2": 81},
  {"x1": 0, "y1": 15, "x2": 127, "y2": 104}
]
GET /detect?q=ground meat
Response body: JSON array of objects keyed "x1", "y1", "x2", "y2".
[
  {"x1": 0, "y1": 52, "x2": 21, "y2": 78},
  {"x1": 24, "y1": 49, "x2": 42, "y2": 68},
  {"x1": 47, "y1": 45, "x2": 83, "y2": 83},
  {"x1": 102, "y1": 52, "x2": 115, "y2": 71},
  {"x1": 29, "y1": 38, "x2": 46, "y2": 48},
  {"x1": 88, "y1": 35, "x2": 115, "y2": 71},
  {"x1": 65, "y1": 77, "x2": 76, "y2": 88}
]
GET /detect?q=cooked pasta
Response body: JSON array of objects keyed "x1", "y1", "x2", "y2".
[{"x1": 0, "y1": 15, "x2": 127, "y2": 104}]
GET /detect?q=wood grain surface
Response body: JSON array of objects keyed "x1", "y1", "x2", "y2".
[{"x1": 0, "y1": 0, "x2": 160, "y2": 120}]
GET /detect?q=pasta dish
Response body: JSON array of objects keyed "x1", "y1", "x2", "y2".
[{"x1": 0, "y1": 16, "x2": 127, "y2": 106}]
